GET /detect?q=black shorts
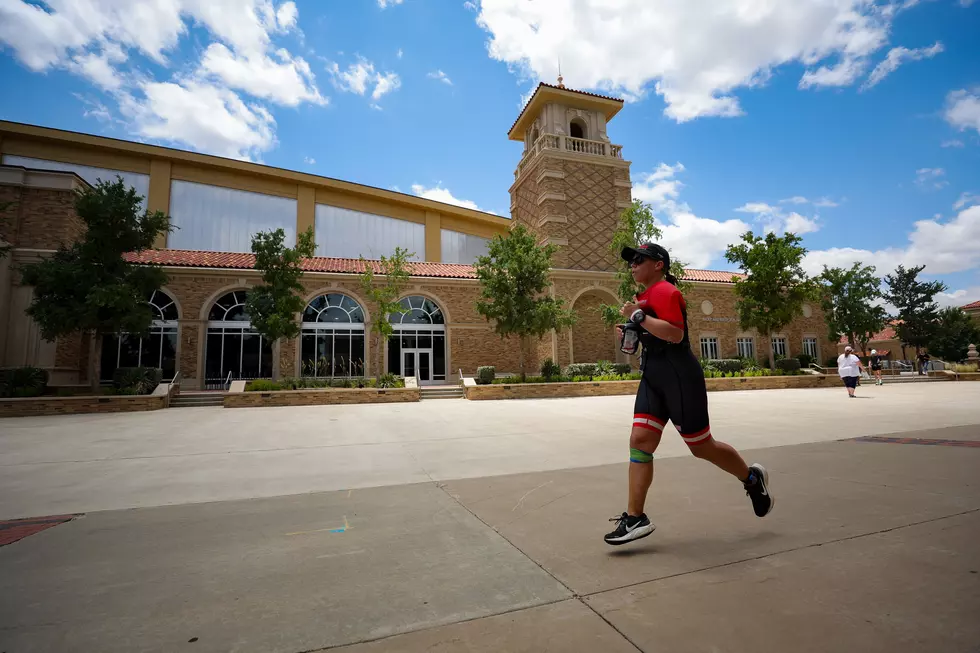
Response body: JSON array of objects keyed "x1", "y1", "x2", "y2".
[
  {"x1": 633, "y1": 350, "x2": 712, "y2": 447},
  {"x1": 842, "y1": 376, "x2": 858, "y2": 388},
  {"x1": 871, "y1": 365, "x2": 881, "y2": 371}
]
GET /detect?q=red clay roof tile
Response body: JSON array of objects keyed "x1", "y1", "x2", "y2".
[
  {"x1": 126, "y1": 249, "x2": 747, "y2": 284},
  {"x1": 962, "y1": 299, "x2": 980, "y2": 310}
]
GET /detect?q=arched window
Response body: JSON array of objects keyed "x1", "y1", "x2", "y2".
[
  {"x1": 204, "y1": 291, "x2": 272, "y2": 388},
  {"x1": 569, "y1": 119, "x2": 586, "y2": 139},
  {"x1": 387, "y1": 295, "x2": 446, "y2": 384},
  {"x1": 301, "y1": 293, "x2": 366, "y2": 378},
  {"x1": 100, "y1": 290, "x2": 179, "y2": 382}
]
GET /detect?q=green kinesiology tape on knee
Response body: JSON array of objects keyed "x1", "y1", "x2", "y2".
[{"x1": 629, "y1": 448, "x2": 653, "y2": 463}]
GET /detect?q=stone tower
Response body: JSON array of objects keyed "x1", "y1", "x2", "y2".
[{"x1": 508, "y1": 79, "x2": 632, "y2": 271}]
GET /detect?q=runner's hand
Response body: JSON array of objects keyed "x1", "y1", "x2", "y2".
[{"x1": 620, "y1": 302, "x2": 640, "y2": 318}]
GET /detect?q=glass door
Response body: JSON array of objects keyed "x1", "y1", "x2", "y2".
[{"x1": 401, "y1": 349, "x2": 434, "y2": 384}]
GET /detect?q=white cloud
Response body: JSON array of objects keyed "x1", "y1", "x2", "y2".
[
  {"x1": 428, "y1": 70, "x2": 453, "y2": 86},
  {"x1": 472, "y1": 0, "x2": 904, "y2": 122},
  {"x1": 631, "y1": 163, "x2": 747, "y2": 268},
  {"x1": 200, "y1": 44, "x2": 325, "y2": 106},
  {"x1": 814, "y1": 197, "x2": 840, "y2": 208},
  {"x1": 861, "y1": 41, "x2": 943, "y2": 90},
  {"x1": 378, "y1": 0, "x2": 404, "y2": 7},
  {"x1": 936, "y1": 287, "x2": 980, "y2": 309},
  {"x1": 411, "y1": 184, "x2": 486, "y2": 212},
  {"x1": 954, "y1": 192, "x2": 980, "y2": 211},
  {"x1": 736, "y1": 201, "x2": 820, "y2": 235},
  {"x1": 303, "y1": 156, "x2": 316, "y2": 165},
  {"x1": 915, "y1": 167, "x2": 948, "y2": 189},
  {"x1": 119, "y1": 78, "x2": 276, "y2": 161},
  {"x1": 464, "y1": 1, "x2": 478, "y2": 10},
  {"x1": 396, "y1": 48, "x2": 403, "y2": 59},
  {"x1": 329, "y1": 58, "x2": 401, "y2": 103},
  {"x1": 942, "y1": 139, "x2": 965, "y2": 148},
  {"x1": 0, "y1": 0, "x2": 323, "y2": 161},
  {"x1": 803, "y1": 205, "x2": 980, "y2": 276},
  {"x1": 781, "y1": 196, "x2": 809, "y2": 205},
  {"x1": 945, "y1": 89, "x2": 980, "y2": 136}
]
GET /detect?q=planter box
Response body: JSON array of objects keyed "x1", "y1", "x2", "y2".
[
  {"x1": 954, "y1": 372, "x2": 980, "y2": 382},
  {"x1": 0, "y1": 393, "x2": 166, "y2": 418},
  {"x1": 224, "y1": 386, "x2": 420, "y2": 408},
  {"x1": 464, "y1": 374, "x2": 841, "y2": 401}
]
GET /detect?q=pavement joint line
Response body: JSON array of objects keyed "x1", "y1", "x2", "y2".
[
  {"x1": 763, "y1": 469, "x2": 973, "y2": 497},
  {"x1": 295, "y1": 596, "x2": 573, "y2": 653},
  {"x1": 434, "y1": 481, "x2": 645, "y2": 653},
  {"x1": 582, "y1": 506, "x2": 980, "y2": 601}
]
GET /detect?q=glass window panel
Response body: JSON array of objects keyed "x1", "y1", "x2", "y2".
[
  {"x1": 143, "y1": 332, "x2": 161, "y2": 369},
  {"x1": 205, "y1": 331, "x2": 224, "y2": 380},
  {"x1": 419, "y1": 352, "x2": 430, "y2": 381},
  {"x1": 260, "y1": 337, "x2": 272, "y2": 378},
  {"x1": 401, "y1": 334, "x2": 417, "y2": 349},
  {"x1": 241, "y1": 333, "x2": 261, "y2": 378},
  {"x1": 418, "y1": 334, "x2": 432, "y2": 349},
  {"x1": 315, "y1": 204, "x2": 424, "y2": 260},
  {"x1": 335, "y1": 332, "x2": 352, "y2": 377},
  {"x1": 441, "y1": 229, "x2": 490, "y2": 265},
  {"x1": 169, "y1": 180, "x2": 297, "y2": 253},
  {"x1": 352, "y1": 335, "x2": 365, "y2": 376},
  {"x1": 403, "y1": 351, "x2": 415, "y2": 377},
  {"x1": 388, "y1": 336, "x2": 401, "y2": 375},
  {"x1": 161, "y1": 331, "x2": 177, "y2": 378},
  {"x1": 119, "y1": 334, "x2": 141, "y2": 368},
  {"x1": 433, "y1": 335, "x2": 445, "y2": 377},
  {"x1": 321, "y1": 307, "x2": 350, "y2": 323},
  {"x1": 301, "y1": 334, "x2": 317, "y2": 376},
  {"x1": 101, "y1": 335, "x2": 120, "y2": 381},
  {"x1": 1, "y1": 155, "x2": 150, "y2": 208}
]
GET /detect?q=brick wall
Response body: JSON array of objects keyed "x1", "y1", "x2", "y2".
[
  {"x1": 0, "y1": 393, "x2": 166, "y2": 418},
  {"x1": 0, "y1": 186, "x2": 84, "y2": 249},
  {"x1": 224, "y1": 386, "x2": 419, "y2": 408},
  {"x1": 571, "y1": 289, "x2": 618, "y2": 363}
]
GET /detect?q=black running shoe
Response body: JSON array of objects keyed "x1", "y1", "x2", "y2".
[
  {"x1": 604, "y1": 512, "x2": 655, "y2": 546},
  {"x1": 744, "y1": 463, "x2": 774, "y2": 517}
]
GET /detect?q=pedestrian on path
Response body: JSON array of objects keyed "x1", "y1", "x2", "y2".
[
  {"x1": 869, "y1": 349, "x2": 883, "y2": 386},
  {"x1": 837, "y1": 346, "x2": 864, "y2": 398},
  {"x1": 606, "y1": 243, "x2": 773, "y2": 547}
]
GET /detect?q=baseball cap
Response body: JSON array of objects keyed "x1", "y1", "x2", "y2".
[{"x1": 621, "y1": 242, "x2": 670, "y2": 264}]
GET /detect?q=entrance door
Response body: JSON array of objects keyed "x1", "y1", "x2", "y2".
[{"x1": 402, "y1": 349, "x2": 433, "y2": 384}]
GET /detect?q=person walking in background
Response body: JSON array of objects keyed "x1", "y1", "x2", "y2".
[
  {"x1": 838, "y1": 346, "x2": 864, "y2": 398},
  {"x1": 869, "y1": 349, "x2": 883, "y2": 386}
]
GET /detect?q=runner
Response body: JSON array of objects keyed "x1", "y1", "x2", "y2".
[
  {"x1": 605, "y1": 243, "x2": 773, "y2": 546},
  {"x1": 837, "y1": 346, "x2": 864, "y2": 398},
  {"x1": 869, "y1": 349, "x2": 883, "y2": 386}
]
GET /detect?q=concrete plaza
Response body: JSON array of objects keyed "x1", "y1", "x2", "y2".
[{"x1": 1, "y1": 383, "x2": 979, "y2": 652}]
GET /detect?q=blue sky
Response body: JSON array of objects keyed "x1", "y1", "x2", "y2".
[{"x1": 0, "y1": 0, "x2": 978, "y2": 306}]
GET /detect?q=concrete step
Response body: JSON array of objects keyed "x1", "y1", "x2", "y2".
[
  {"x1": 170, "y1": 394, "x2": 225, "y2": 408},
  {"x1": 421, "y1": 387, "x2": 465, "y2": 400},
  {"x1": 878, "y1": 376, "x2": 949, "y2": 383}
]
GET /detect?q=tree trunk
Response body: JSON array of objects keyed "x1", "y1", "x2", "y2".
[
  {"x1": 377, "y1": 332, "x2": 384, "y2": 381},
  {"x1": 766, "y1": 335, "x2": 775, "y2": 371},
  {"x1": 271, "y1": 339, "x2": 281, "y2": 381},
  {"x1": 89, "y1": 332, "x2": 102, "y2": 394},
  {"x1": 519, "y1": 335, "x2": 526, "y2": 383}
]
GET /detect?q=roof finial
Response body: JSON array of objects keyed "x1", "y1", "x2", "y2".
[{"x1": 557, "y1": 58, "x2": 564, "y2": 88}]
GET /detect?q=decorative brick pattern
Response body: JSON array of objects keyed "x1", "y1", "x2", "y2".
[
  {"x1": 561, "y1": 160, "x2": 623, "y2": 272},
  {"x1": 0, "y1": 186, "x2": 83, "y2": 249}
]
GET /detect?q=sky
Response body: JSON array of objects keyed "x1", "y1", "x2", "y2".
[{"x1": 0, "y1": 0, "x2": 978, "y2": 307}]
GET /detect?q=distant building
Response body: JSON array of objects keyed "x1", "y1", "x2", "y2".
[{"x1": 0, "y1": 82, "x2": 835, "y2": 389}]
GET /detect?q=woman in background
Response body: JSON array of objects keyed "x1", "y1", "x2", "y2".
[{"x1": 837, "y1": 346, "x2": 865, "y2": 398}]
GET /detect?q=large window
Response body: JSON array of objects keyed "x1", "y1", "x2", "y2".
[
  {"x1": 169, "y1": 180, "x2": 297, "y2": 253},
  {"x1": 387, "y1": 295, "x2": 446, "y2": 384},
  {"x1": 737, "y1": 337, "x2": 755, "y2": 360},
  {"x1": 315, "y1": 204, "x2": 424, "y2": 260},
  {"x1": 803, "y1": 337, "x2": 819, "y2": 358},
  {"x1": 100, "y1": 290, "x2": 178, "y2": 381},
  {"x1": 1, "y1": 155, "x2": 150, "y2": 207},
  {"x1": 204, "y1": 291, "x2": 272, "y2": 388},
  {"x1": 301, "y1": 293, "x2": 366, "y2": 378},
  {"x1": 771, "y1": 336, "x2": 788, "y2": 357},
  {"x1": 441, "y1": 229, "x2": 489, "y2": 264},
  {"x1": 700, "y1": 336, "x2": 719, "y2": 360}
]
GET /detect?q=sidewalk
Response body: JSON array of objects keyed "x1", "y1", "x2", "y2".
[{"x1": 1, "y1": 423, "x2": 978, "y2": 652}]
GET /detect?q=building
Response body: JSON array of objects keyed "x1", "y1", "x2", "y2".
[
  {"x1": 0, "y1": 82, "x2": 836, "y2": 390},
  {"x1": 963, "y1": 300, "x2": 980, "y2": 324}
]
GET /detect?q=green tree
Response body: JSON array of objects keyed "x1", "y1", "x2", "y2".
[
  {"x1": 724, "y1": 231, "x2": 816, "y2": 369},
  {"x1": 474, "y1": 224, "x2": 576, "y2": 381},
  {"x1": 244, "y1": 226, "x2": 316, "y2": 380},
  {"x1": 929, "y1": 306, "x2": 980, "y2": 362},
  {"x1": 884, "y1": 264, "x2": 947, "y2": 370},
  {"x1": 19, "y1": 178, "x2": 171, "y2": 392},
  {"x1": 358, "y1": 247, "x2": 413, "y2": 380},
  {"x1": 818, "y1": 263, "x2": 888, "y2": 354},
  {"x1": 599, "y1": 200, "x2": 690, "y2": 327}
]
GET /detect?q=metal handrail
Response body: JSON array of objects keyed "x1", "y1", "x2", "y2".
[
  {"x1": 458, "y1": 368, "x2": 464, "y2": 385},
  {"x1": 224, "y1": 370, "x2": 233, "y2": 391},
  {"x1": 170, "y1": 370, "x2": 181, "y2": 387}
]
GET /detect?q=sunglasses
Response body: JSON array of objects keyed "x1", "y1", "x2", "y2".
[{"x1": 631, "y1": 254, "x2": 662, "y2": 266}]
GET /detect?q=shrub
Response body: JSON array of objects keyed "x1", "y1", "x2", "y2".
[
  {"x1": 476, "y1": 366, "x2": 496, "y2": 385},
  {"x1": 376, "y1": 373, "x2": 402, "y2": 388},
  {"x1": 709, "y1": 359, "x2": 744, "y2": 374},
  {"x1": 825, "y1": 356, "x2": 839, "y2": 368},
  {"x1": 594, "y1": 360, "x2": 615, "y2": 376},
  {"x1": 797, "y1": 354, "x2": 815, "y2": 369},
  {"x1": 112, "y1": 367, "x2": 162, "y2": 395},
  {"x1": 541, "y1": 358, "x2": 561, "y2": 379},
  {"x1": 611, "y1": 363, "x2": 632, "y2": 375},
  {"x1": 775, "y1": 358, "x2": 801, "y2": 373},
  {"x1": 246, "y1": 379, "x2": 283, "y2": 392},
  {"x1": 952, "y1": 363, "x2": 978, "y2": 373},
  {"x1": 0, "y1": 366, "x2": 49, "y2": 398},
  {"x1": 564, "y1": 363, "x2": 598, "y2": 378}
]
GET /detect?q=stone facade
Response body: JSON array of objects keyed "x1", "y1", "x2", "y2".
[{"x1": 224, "y1": 386, "x2": 419, "y2": 408}]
